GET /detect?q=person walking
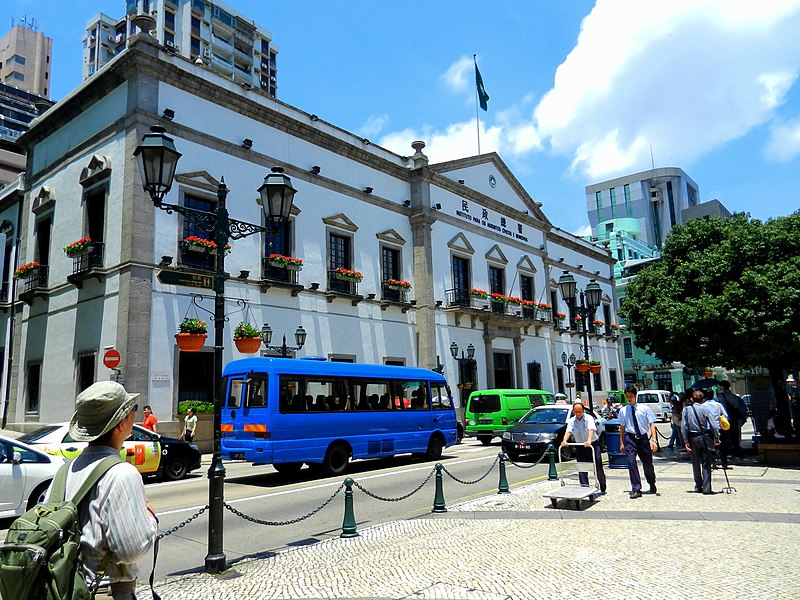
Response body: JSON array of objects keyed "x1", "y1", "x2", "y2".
[
  {"x1": 561, "y1": 401, "x2": 607, "y2": 494},
  {"x1": 667, "y1": 393, "x2": 684, "y2": 450},
  {"x1": 141, "y1": 405, "x2": 158, "y2": 433},
  {"x1": 702, "y1": 388, "x2": 729, "y2": 469},
  {"x1": 618, "y1": 386, "x2": 658, "y2": 499},
  {"x1": 182, "y1": 406, "x2": 198, "y2": 442},
  {"x1": 45, "y1": 381, "x2": 157, "y2": 599},
  {"x1": 717, "y1": 381, "x2": 745, "y2": 458},
  {"x1": 681, "y1": 389, "x2": 720, "y2": 494}
]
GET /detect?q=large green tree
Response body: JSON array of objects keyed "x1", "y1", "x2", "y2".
[{"x1": 620, "y1": 212, "x2": 800, "y2": 425}]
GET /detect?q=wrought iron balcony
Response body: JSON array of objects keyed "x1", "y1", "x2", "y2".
[
  {"x1": 381, "y1": 281, "x2": 409, "y2": 304},
  {"x1": 18, "y1": 265, "x2": 49, "y2": 304},
  {"x1": 180, "y1": 244, "x2": 216, "y2": 272},
  {"x1": 445, "y1": 288, "x2": 475, "y2": 308},
  {"x1": 328, "y1": 269, "x2": 360, "y2": 296},
  {"x1": 70, "y1": 241, "x2": 105, "y2": 275},
  {"x1": 262, "y1": 258, "x2": 299, "y2": 285}
]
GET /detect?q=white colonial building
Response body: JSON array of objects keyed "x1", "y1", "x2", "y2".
[{"x1": 1, "y1": 34, "x2": 618, "y2": 434}]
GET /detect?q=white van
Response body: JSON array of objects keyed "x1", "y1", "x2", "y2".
[{"x1": 636, "y1": 390, "x2": 672, "y2": 422}]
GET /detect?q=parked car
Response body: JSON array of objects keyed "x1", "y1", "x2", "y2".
[
  {"x1": 18, "y1": 423, "x2": 202, "y2": 481},
  {"x1": 636, "y1": 390, "x2": 672, "y2": 422},
  {"x1": 464, "y1": 389, "x2": 557, "y2": 445},
  {"x1": 0, "y1": 434, "x2": 66, "y2": 518},
  {"x1": 501, "y1": 404, "x2": 606, "y2": 461}
]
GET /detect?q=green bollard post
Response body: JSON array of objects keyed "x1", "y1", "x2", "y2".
[
  {"x1": 547, "y1": 443, "x2": 559, "y2": 481},
  {"x1": 497, "y1": 451, "x2": 510, "y2": 494},
  {"x1": 340, "y1": 477, "x2": 359, "y2": 538},
  {"x1": 432, "y1": 464, "x2": 447, "y2": 513}
]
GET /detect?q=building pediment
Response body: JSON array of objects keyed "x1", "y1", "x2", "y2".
[
  {"x1": 485, "y1": 244, "x2": 508, "y2": 265},
  {"x1": 447, "y1": 232, "x2": 474, "y2": 255},
  {"x1": 175, "y1": 171, "x2": 221, "y2": 194},
  {"x1": 79, "y1": 154, "x2": 112, "y2": 187},
  {"x1": 517, "y1": 256, "x2": 537, "y2": 273},
  {"x1": 323, "y1": 213, "x2": 358, "y2": 232},
  {"x1": 376, "y1": 228, "x2": 406, "y2": 246},
  {"x1": 32, "y1": 186, "x2": 56, "y2": 215}
]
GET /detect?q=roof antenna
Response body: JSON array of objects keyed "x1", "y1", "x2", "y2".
[{"x1": 649, "y1": 144, "x2": 655, "y2": 170}]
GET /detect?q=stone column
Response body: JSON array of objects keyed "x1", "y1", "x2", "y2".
[{"x1": 513, "y1": 337, "x2": 524, "y2": 388}]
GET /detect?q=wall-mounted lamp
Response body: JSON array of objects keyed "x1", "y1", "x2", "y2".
[
  {"x1": 364, "y1": 186, "x2": 373, "y2": 194},
  {"x1": 310, "y1": 282, "x2": 320, "y2": 290},
  {"x1": 457, "y1": 179, "x2": 465, "y2": 184},
  {"x1": 194, "y1": 56, "x2": 205, "y2": 66},
  {"x1": 595, "y1": 270, "x2": 601, "y2": 275},
  {"x1": 524, "y1": 210, "x2": 529, "y2": 214},
  {"x1": 242, "y1": 138, "x2": 253, "y2": 149},
  {"x1": 159, "y1": 255, "x2": 173, "y2": 266},
  {"x1": 539, "y1": 244, "x2": 545, "y2": 250},
  {"x1": 162, "y1": 108, "x2": 175, "y2": 121},
  {"x1": 577, "y1": 264, "x2": 583, "y2": 269},
  {"x1": 402, "y1": 199, "x2": 411, "y2": 207},
  {"x1": 310, "y1": 114, "x2": 319, "y2": 122},
  {"x1": 435, "y1": 300, "x2": 443, "y2": 307},
  {"x1": 238, "y1": 270, "x2": 250, "y2": 279},
  {"x1": 432, "y1": 203, "x2": 442, "y2": 210},
  {"x1": 559, "y1": 257, "x2": 565, "y2": 262},
  {"x1": 311, "y1": 165, "x2": 321, "y2": 174}
]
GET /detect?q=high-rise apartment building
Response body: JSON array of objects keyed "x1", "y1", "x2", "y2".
[
  {"x1": 83, "y1": 0, "x2": 279, "y2": 96},
  {"x1": 0, "y1": 21, "x2": 53, "y2": 98}
]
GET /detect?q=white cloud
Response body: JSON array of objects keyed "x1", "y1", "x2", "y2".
[
  {"x1": 359, "y1": 114, "x2": 389, "y2": 138},
  {"x1": 441, "y1": 56, "x2": 473, "y2": 93},
  {"x1": 572, "y1": 225, "x2": 593, "y2": 237},
  {"x1": 380, "y1": 120, "x2": 504, "y2": 163},
  {"x1": 533, "y1": 0, "x2": 800, "y2": 178},
  {"x1": 765, "y1": 118, "x2": 800, "y2": 161}
]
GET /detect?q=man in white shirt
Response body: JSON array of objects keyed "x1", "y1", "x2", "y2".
[
  {"x1": 618, "y1": 387, "x2": 658, "y2": 499},
  {"x1": 46, "y1": 381, "x2": 158, "y2": 599},
  {"x1": 561, "y1": 402, "x2": 607, "y2": 494}
]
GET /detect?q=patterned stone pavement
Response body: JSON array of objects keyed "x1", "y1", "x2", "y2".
[{"x1": 148, "y1": 451, "x2": 800, "y2": 599}]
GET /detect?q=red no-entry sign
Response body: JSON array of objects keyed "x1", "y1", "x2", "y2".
[{"x1": 103, "y1": 349, "x2": 121, "y2": 369}]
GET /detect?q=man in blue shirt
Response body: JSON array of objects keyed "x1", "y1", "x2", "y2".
[
  {"x1": 681, "y1": 389, "x2": 720, "y2": 494},
  {"x1": 702, "y1": 389, "x2": 729, "y2": 469},
  {"x1": 561, "y1": 402, "x2": 607, "y2": 494},
  {"x1": 618, "y1": 387, "x2": 658, "y2": 499}
]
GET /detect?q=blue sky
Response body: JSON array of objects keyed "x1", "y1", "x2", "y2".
[{"x1": 7, "y1": 0, "x2": 800, "y2": 235}]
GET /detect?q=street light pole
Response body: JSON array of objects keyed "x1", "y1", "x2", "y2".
[
  {"x1": 450, "y1": 342, "x2": 476, "y2": 401},
  {"x1": 135, "y1": 126, "x2": 297, "y2": 573},
  {"x1": 632, "y1": 359, "x2": 643, "y2": 388},
  {"x1": 558, "y1": 272, "x2": 602, "y2": 413},
  {"x1": 261, "y1": 324, "x2": 307, "y2": 357},
  {"x1": 561, "y1": 351, "x2": 576, "y2": 402}
]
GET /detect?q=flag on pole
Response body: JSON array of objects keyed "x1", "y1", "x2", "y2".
[{"x1": 475, "y1": 59, "x2": 489, "y2": 111}]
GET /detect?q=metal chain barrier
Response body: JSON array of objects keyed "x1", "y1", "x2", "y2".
[
  {"x1": 442, "y1": 454, "x2": 499, "y2": 484},
  {"x1": 504, "y1": 446, "x2": 551, "y2": 469},
  {"x1": 157, "y1": 505, "x2": 209, "y2": 540},
  {"x1": 223, "y1": 483, "x2": 344, "y2": 526},
  {"x1": 352, "y1": 468, "x2": 435, "y2": 502}
]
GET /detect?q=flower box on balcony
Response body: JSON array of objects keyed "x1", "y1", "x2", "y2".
[
  {"x1": 469, "y1": 289, "x2": 489, "y2": 299},
  {"x1": 490, "y1": 293, "x2": 508, "y2": 303},
  {"x1": 333, "y1": 267, "x2": 363, "y2": 282},
  {"x1": 386, "y1": 278, "x2": 412, "y2": 291},
  {"x1": 14, "y1": 262, "x2": 40, "y2": 279},
  {"x1": 64, "y1": 237, "x2": 93, "y2": 258},
  {"x1": 268, "y1": 253, "x2": 303, "y2": 271}
]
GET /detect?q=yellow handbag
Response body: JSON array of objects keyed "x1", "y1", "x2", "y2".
[{"x1": 719, "y1": 413, "x2": 730, "y2": 430}]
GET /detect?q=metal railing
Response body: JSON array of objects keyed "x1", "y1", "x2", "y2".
[
  {"x1": 262, "y1": 258, "x2": 299, "y2": 284},
  {"x1": 71, "y1": 241, "x2": 105, "y2": 274},
  {"x1": 381, "y1": 281, "x2": 409, "y2": 303},
  {"x1": 21, "y1": 265, "x2": 48, "y2": 293},
  {"x1": 328, "y1": 270, "x2": 359, "y2": 295}
]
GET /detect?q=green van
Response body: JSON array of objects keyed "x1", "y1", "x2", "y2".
[{"x1": 464, "y1": 389, "x2": 556, "y2": 444}]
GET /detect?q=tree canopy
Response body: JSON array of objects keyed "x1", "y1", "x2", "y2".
[{"x1": 620, "y1": 212, "x2": 800, "y2": 382}]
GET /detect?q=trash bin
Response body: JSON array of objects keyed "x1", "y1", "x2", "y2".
[{"x1": 604, "y1": 420, "x2": 628, "y2": 469}]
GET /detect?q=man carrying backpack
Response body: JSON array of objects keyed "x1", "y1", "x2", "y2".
[{"x1": 48, "y1": 381, "x2": 158, "y2": 599}]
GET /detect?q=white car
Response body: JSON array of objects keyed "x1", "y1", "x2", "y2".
[{"x1": 0, "y1": 434, "x2": 66, "y2": 519}]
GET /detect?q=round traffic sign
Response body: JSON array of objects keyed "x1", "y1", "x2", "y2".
[{"x1": 103, "y1": 349, "x2": 121, "y2": 369}]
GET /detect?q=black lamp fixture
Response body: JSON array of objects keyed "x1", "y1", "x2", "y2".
[
  {"x1": 557, "y1": 271, "x2": 603, "y2": 412},
  {"x1": 364, "y1": 186, "x2": 373, "y2": 194},
  {"x1": 433, "y1": 203, "x2": 442, "y2": 210},
  {"x1": 311, "y1": 165, "x2": 321, "y2": 174},
  {"x1": 403, "y1": 199, "x2": 411, "y2": 207},
  {"x1": 261, "y1": 323, "x2": 307, "y2": 357},
  {"x1": 162, "y1": 108, "x2": 175, "y2": 121},
  {"x1": 135, "y1": 125, "x2": 298, "y2": 575},
  {"x1": 310, "y1": 114, "x2": 319, "y2": 122},
  {"x1": 238, "y1": 270, "x2": 250, "y2": 279},
  {"x1": 450, "y1": 342, "x2": 476, "y2": 360},
  {"x1": 159, "y1": 255, "x2": 173, "y2": 266},
  {"x1": 242, "y1": 138, "x2": 253, "y2": 149},
  {"x1": 450, "y1": 342, "x2": 477, "y2": 399},
  {"x1": 560, "y1": 351, "x2": 577, "y2": 402}
]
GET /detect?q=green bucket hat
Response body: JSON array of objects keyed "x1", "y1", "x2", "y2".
[{"x1": 69, "y1": 381, "x2": 140, "y2": 442}]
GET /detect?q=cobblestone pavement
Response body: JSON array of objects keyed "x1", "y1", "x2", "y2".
[{"x1": 148, "y1": 450, "x2": 800, "y2": 600}]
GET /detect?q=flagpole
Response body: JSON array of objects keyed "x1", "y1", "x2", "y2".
[{"x1": 474, "y1": 54, "x2": 481, "y2": 155}]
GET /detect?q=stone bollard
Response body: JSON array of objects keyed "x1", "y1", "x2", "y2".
[
  {"x1": 497, "y1": 451, "x2": 510, "y2": 494},
  {"x1": 432, "y1": 464, "x2": 447, "y2": 513},
  {"x1": 547, "y1": 443, "x2": 559, "y2": 480},
  {"x1": 340, "y1": 477, "x2": 359, "y2": 538}
]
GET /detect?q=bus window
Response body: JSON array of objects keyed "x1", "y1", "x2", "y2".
[
  {"x1": 350, "y1": 380, "x2": 390, "y2": 410},
  {"x1": 246, "y1": 377, "x2": 267, "y2": 408},
  {"x1": 228, "y1": 378, "x2": 245, "y2": 408},
  {"x1": 431, "y1": 384, "x2": 452, "y2": 410}
]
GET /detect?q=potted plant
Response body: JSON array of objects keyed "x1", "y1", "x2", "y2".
[
  {"x1": 490, "y1": 293, "x2": 508, "y2": 303},
  {"x1": 385, "y1": 278, "x2": 412, "y2": 291},
  {"x1": 175, "y1": 317, "x2": 208, "y2": 352},
  {"x1": 506, "y1": 295, "x2": 521, "y2": 305},
  {"x1": 555, "y1": 312, "x2": 567, "y2": 324},
  {"x1": 592, "y1": 319, "x2": 605, "y2": 333},
  {"x1": 64, "y1": 236, "x2": 93, "y2": 258},
  {"x1": 14, "y1": 261, "x2": 40, "y2": 279},
  {"x1": 233, "y1": 321, "x2": 262, "y2": 354},
  {"x1": 589, "y1": 360, "x2": 602, "y2": 374},
  {"x1": 469, "y1": 288, "x2": 488, "y2": 299},
  {"x1": 182, "y1": 236, "x2": 215, "y2": 253},
  {"x1": 268, "y1": 253, "x2": 303, "y2": 270},
  {"x1": 333, "y1": 267, "x2": 363, "y2": 282},
  {"x1": 575, "y1": 359, "x2": 590, "y2": 373},
  {"x1": 537, "y1": 302, "x2": 552, "y2": 320}
]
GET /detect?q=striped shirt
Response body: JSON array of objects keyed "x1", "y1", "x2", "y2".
[{"x1": 45, "y1": 445, "x2": 157, "y2": 584}]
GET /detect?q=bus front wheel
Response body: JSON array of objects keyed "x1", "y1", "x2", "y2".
[
  {"x1": 322, "y1": 443, "x2": 350, "y2": 476},
  {"x1": 425, "y1": 434, "x2": 444, "y2": 461}
]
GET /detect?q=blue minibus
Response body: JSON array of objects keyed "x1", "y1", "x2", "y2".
[{"x1": 220, "y1": 357, "x2": 458, "y2": 476}]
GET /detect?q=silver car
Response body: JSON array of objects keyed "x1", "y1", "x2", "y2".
[{"x1": 0, "y1": 434, "x2": 66, "y2": 518}]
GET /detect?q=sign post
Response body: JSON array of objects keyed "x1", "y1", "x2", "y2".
[{"x1": 103, "y1": 349, "x2": 121, "y2": 370}]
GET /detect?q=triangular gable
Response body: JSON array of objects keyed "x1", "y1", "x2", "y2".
[
  {"x1": 175, "y1": 171, "x2": 221, "y2": 193},
  {"x1": 485, "y1": 244, "x2": 508, "y2": 265},
  {"x1": 430, "y1": 153, "x2": 550, "y2": 225},
  {"x1": 516, "y1": 256, "x2": 537, "y2": 273},
  {"x1": 323, "y1": 213, "x2": 358, "y2": 232},
  {"x1": 79, "y1": 154, "x2": 112, "y2": 187},
  {"x1": 376, "y1": 228, "x2": 406, "y2": 246},
  {"x1": 601, "y1": 293, "x2": 613, "y2": 304},
  {"x1": 447, "y1": 232, "x2": 474, "y2": 255},
  {"x1": 32, "y1": 186, "x2": 56, "y2": 215}
]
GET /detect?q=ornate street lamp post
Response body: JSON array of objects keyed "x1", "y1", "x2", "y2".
[
  {"x1": 135, "y1": 126, "x2": 297, "y2": 573},
  {"x1": 450, "y1": 341, "x2": 477, "y2": 400},
  {"x1": 561, "y1": 351, "x2": 577, "y2": 402},
  {"x1": 631, "y1": 359, "x2": 643, "y2": 387},
  {"x1": 558, "y1": 272, "x2": 602, "y2": 412},
  {"x1": 261, "y1": 323, "x2": 307, "y2": 357}
]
